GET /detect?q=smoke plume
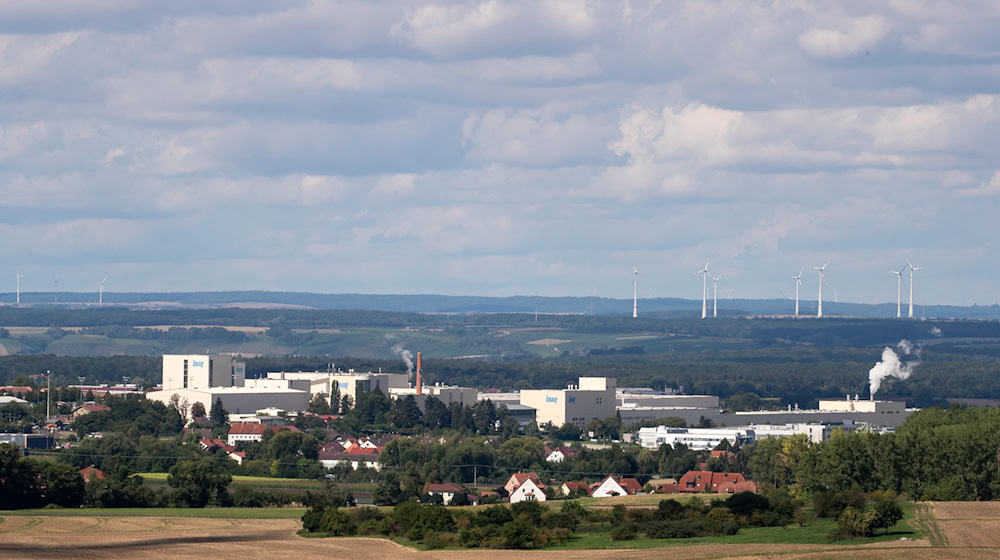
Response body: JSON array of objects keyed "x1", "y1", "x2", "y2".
[
  {"x1": 392, "y1": 344, "x2": 414, "y2": 374},
  {"x1": 868, "y1": 339, "x2": 919, "y2": 399}
]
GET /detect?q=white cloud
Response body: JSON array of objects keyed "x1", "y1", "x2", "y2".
[
  {"x1": 958, "y1": 170, "x2": 1000, "y2": 197},
  {"x1": 799, "y1": 15, "x2": 890, "y2": 58},
  {"x1": 0, "y1": 2, "x2": 998, "y2": 303}
]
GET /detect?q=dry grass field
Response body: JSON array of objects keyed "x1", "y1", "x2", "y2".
[{"x1": 1, "y1": 501, "x2": 997, "y2": 560}]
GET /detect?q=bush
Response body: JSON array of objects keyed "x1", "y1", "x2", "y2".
[
  {"x1": 510, "y1": 500, "x2": 545, "y2": 524},
  {"x1": 655, "y1": 499, "x2": 685, "y2": 520},
  {"x1": 837, "y1": 506, "x2": 878, "y2": 538},
  {"x1": 459, "y1": 526, "x2": 486, "y2": 548},
  {"x1": 541, "y1": 510, "x2": 578, "y2": 531},
  {"x1": 476, "y1": 504, "x2": 514, "y2": 527},
  {"x1": 724, "y1": 492, "x2": 770, "y2": 516},
  {"x1": 424, "y1": 532, "x2": 446, "y2": 549},
  {"x1": 500, "y1": 518, "x2": 542, "y2": 549},
  {"x1": 610, "y1": 523, "x2": 638, "y2": 541},
  {"x1": 814, "y1": 490, "x2": 865, "y2": 519}
]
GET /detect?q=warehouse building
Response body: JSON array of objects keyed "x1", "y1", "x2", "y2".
[
  {"x1": 637, "y1": 427, "x2": 756, "y2": 450},
  {"x1": 146, "y1": 354, "x2": 311, "y2": 417},
  {"x1": 519, "y1": 377, "x2": 616, "y2": 428},
  {"x1": 264, "y1": 370, "x2": 409, "y2": 407}
]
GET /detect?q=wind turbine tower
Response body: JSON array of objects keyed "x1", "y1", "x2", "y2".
[
  {"x1": 99, "y1": 278, "x2": 106, "y2": 304},
  {"x1": 711, "y1": 274, "x2": 723, "y2": 318},
  {"x1": 696, "y1": 261, "x2": 710, "y2": 319},
  {"x1": 907, "y1": 259, "x2": 921, "y2": 318},
  {"x1": 811, "y1": 261, "x2": 829, "y2": 318},
  {"x1": 792, "y1": 270, "x2": 802, "y2": 316},
  {"x1": 15, "y1": 272, "x2": 22, "y2": 305},
  {"x1": 891, "y1": 267, "x2": 905, "y2": 318},
  {"x1": 632, "y1": 266, "x2": 638, "y2": 318}
]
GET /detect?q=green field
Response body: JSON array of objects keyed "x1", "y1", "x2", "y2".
[{"x1": 550, "y1": 511, "x2": 919, "y2": 550}]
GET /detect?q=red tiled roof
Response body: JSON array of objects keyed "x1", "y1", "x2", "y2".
[
  {"x1": 677, "y1": 471, "x2": 749, "y2": 493},
  {"x1": 228, "y1": 422, "x2": 268, "y2": 435},
  {"x1": 562, "y1": 481, "x2": 590, "y2": 494},
  {"x1": 426, "y1": 483, "x2": 465, "y2": 493},
  {"x1": 270, "y1": 425, "x2": 300, "y2": 434},
  {"x1": 509, "y1": 472, "x2": 540, "y2": 485},
  {"x1": 78, "y1": 404, "x2": 110, "y2": 413},
  {"x1": 345, "y1": 446, "x2": 380, "y2": 455},
  {"x1": 79, "y1": 466, "x2": 105, "y2": 482},
  {"x1": 618, "y1": 477, "x2": 642, "y2": 494}
]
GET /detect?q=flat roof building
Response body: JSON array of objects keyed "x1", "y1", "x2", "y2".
[
  {"x1": 265, "y1": 370, "x2": 408, "y2": 408},
  {"x1": 520, "y1": 377, "x2": 616, "y2": 428},
  {"x1": 638, "y1": 427, "x2": 756, "y2": 450}
]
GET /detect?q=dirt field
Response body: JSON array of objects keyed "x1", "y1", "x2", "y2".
[
  {"x1": 1, "y1": 502, "x2": 997, "y2": 560},
  {"x1": 930, "y1": 501, "x2": 1000, "y2": 548}
]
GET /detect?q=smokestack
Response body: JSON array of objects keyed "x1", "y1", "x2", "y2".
[{"x1": 416, "y1": 352, "x2": 422, "y2": 395}]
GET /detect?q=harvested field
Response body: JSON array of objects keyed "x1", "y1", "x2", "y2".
[
  {"x1": 930, "y1": 501, "x2": 1000, "y2": 548},
  {"x1": 3, "y1": 502, "x2": 999, "y2": 560},
  {"x1": 526, "y1": 338, "x2": 572, "y2": 345}
]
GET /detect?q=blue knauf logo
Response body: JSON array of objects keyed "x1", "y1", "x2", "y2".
[
  {"x1": 545, "y1": 396, "x2": 558, "y2": 403},
  {"x1": 338, "y1": 382, "x2": 349, "y2": 389},
  {"x1": 192, "y1": 361, "x2": 205, "y2": 368}
]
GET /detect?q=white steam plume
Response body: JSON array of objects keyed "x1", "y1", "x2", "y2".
[
  {"x1": 392, "y1": 344, "x2": 414, "y2": 374},
  {"x1": 869, "y1": 339, "x2": 919, "y2": 399}
]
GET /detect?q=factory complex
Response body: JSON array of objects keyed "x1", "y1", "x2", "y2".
[{"x1": 145, "y1": 354, "x2": 915, "y2": 439}]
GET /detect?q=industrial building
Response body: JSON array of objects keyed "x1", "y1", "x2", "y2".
[
  {"x1": 146, "y1": 354, "x2": 311, "y2": 416},
  {"x1": 519, "y1": 377, "x2": 616, "y2": 427},
  {"x1": 637, "y1": 427, "x2": 756, "y2": 450},
  {"x1": 389, "y1": 384, "x2": 478, "y2": 411},
  {"x1": 263, "y1": 369, "x2": 409, "y2": 405},
  {"x1": 162, "y1": 354, "x2": 246, "y2": 390}
]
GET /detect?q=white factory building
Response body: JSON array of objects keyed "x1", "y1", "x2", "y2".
[
  {"x1": 146, "y1": 354, "x2": 312, "y2": 416},
  {"x1": 389, "y1": 383, "x2": 478, "y2": 411},
  {"x1": 263, "y1": 370, "x2": 409, "y2": 406},
  {"x1": 637, "y1": 427, "x2": 757, "y2": 450},
  {"x1": 519, "y1": 377, "x2": 617, "y2": 428}
]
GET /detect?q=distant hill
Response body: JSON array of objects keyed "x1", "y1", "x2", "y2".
[{"x1": 2, "y1": 291, "x2": 998, "y2": 320}]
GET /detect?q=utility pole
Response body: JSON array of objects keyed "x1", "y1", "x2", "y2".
[{"x1": 46, "y1": 369, "x2": 51, "y2": 422}]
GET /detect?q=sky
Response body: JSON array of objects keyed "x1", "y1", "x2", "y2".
[{"x1": 1, "y1": 0, "x2": 999, "y2": 305}]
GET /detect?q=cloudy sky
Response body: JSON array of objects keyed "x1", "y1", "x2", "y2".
[{"x1": 2, "y1": 1, "x2": 999, "y2": 305}]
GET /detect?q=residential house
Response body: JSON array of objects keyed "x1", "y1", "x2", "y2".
[
  {"x1": 561, "y1": 481, "x2": 591, "y2": 497},
  {"x1": 677, "y1": 471, "x2": 755, "y2": 493},
  {"x1": 509, "y1": 478, "x2": 546, "y2": 503},
  {"x1": 618, "y1": 477, "x2": 642, "y2": 495},
  {"x1": 318, "y1": 444, "x2": 382, "y2": 471},
  {"x1": 228, "y1": 451, "x2": 247, "y2": 465},
  {"x1": 71, "y1": 404, "x2": 110, "y2": 420},
  {"x1": 425, "y1": 483, "x2": 465, "y2": 505},
  {"x1": 504, "y1": 472, "x2": 541, "y2": 494},
  {"x1": 543, "y1": 445, "x2": 577, "y2": 463},
  {"x1": 591, "y1": 476, "x2": 629, "y2": 498},
  {"x1": 227, "y1": 422, "x2": 268, "y2": 445}
]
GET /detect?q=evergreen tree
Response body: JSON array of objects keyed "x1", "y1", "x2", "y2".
[{"x1": 210, "y1": 397, "x2": 229, "y2": 427}]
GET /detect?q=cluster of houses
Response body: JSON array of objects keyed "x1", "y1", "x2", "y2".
[{"x1": 424, "y1": 469, "x2": 757, "y2": 506}]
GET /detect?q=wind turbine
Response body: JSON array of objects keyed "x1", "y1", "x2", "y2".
[
  {"x1": 792, "y1": 270, "x2": 803, "y2": 316},
  {"x1": 15, "y1": 272, "x2": 22, "y2": 305},
  {"x1": 632, "y1": 266, "x2": 638, "y2": 318},
  {"x1": 811, "y1": 260, "x2": 829, "y2": 318},
  {"x1": 711, "y1": 274, "x2": 723, "y2": 318},
  {"x1": 891, "y1": 267, "x2": 905, "y2": 318},
  {"x1": 696, "y1": 261, "x2": 710, "y2": 319},
  {"x1": 99, "y1": 278, "x2": 107, "y2": 304},
  {"x1": 907, "y1": 259, "x2": 921, "y2": 318}
]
